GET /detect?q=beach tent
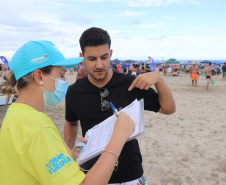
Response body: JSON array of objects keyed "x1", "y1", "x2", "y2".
[
  {"x1": 182, "y1": 61, "x2": 193, "y2": 65},
  {"x1": 125, "y1": 59, "x2": 137, "y2": 63},
  {"x1": 154, "y1": 62, "x2": 162, "y2": 65},
  {"x1": 200, "y1": 60, "x2": 211, "y2": 64},
  {"x1": 213, "y1": 61, "x2": 224, "y2": 65},
  {"x1": 165, "y1": 58, "x2": 180, "y2": 64}
]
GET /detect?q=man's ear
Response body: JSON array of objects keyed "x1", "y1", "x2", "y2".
[{"x1": 110, "y1": 49, "x2": 113, "y2": 58}]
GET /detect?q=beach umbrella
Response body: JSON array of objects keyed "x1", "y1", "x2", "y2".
[{"x1": 165, "y1": 58, "x2": 180, "y2": 64}]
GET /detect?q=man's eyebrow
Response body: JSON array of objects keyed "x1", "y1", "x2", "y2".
[{"x1": 87, "y1": 53, "x2": 109, "y2": 59}]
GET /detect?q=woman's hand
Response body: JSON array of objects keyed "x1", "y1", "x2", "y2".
[
  {"x1": 113, "y1": 112, "x2": 135, "y2": 142},
  {"x1": 71, "y1": 137, "x2": 87, "y2": 161}
]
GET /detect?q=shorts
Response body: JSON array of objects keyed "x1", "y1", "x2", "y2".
[
  {"x1": 192, "y1": 73, "x2": 198, "y2": 81},
  {"x1": 223, "y1": 72, "x2": 226, "y2": 77},
  {"x1": 108, "y1": 175, "x2": 148, "y2": 185},
  {"x1": 206, "y1": 75, "x2": 211, "y2": 79},
  {"x1": 123, "y1": 69, "x2": 127, "y2": 73}
]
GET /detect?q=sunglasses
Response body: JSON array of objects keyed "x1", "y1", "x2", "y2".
[{"x1": 100, "y1": 88, "x2": 110, "y2": 111}]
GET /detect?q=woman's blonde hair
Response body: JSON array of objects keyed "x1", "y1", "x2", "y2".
[{"x1": 0, "y1": 66, "x2": 53, "y2": 101}]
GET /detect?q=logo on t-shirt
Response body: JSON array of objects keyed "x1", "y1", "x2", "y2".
[{"x1": 46, "y1": 153, "x2": 72, "y2": 178}]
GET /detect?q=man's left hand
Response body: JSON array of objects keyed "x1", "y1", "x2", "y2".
[{"x1": 128, "y1": 72, "x2": 160, "y2": 91}]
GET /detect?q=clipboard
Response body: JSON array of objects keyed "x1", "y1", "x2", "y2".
[{"x1": 76, "y1": 99, "x2": 145, "y2": 165}]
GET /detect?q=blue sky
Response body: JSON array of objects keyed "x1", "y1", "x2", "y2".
[{"x1": 0, "y1": 0, "x2": 226, "y2": 61}]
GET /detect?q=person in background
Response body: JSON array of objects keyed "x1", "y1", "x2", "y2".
[
  {"x1": 205, "y1": 62, "x2": 212, "y2": 91},
  {"x1": 112, "y1": 61, "x2": 117, "y2": 71},
  {"x1": 139, "y1": 63, "x2": 146, "y2": 74},
  {"x1": 222, "y1": 62, "x2": 226, "y2": 81},
  {"x1": 127, "y1": 62, "x2": 132, "y2": 74},
  {"x1": 190, "y1": 63, "x2": 199, "y2": 87},
  {"x1": 122, "y1": 62, "x2": 128, "y2": 74},
  {"x1": 0, "y1": 40, "x2": 135, "y2": 185}
]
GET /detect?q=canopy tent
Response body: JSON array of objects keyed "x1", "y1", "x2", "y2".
[
  {"x1": 124, "y1": 59, "x2": 137, "y2": 63},
  {"x1": 165, "y1": 58, "x2": 180, "y2": 64},
  {"x1": 154, "y1": 62, "x2": 162, "y2": 65},
  {"x1": 182, "y1": 61, "x2": 193, "y2": 65},
  {"x1": 213, "y1": 61, "x2": 224, "y2": 65},
  {"x1": 200, "y1": 60, "x2": 211, "y2": 64}
]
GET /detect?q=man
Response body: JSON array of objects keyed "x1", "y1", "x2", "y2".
[
  {"x1": 130, "y1": 63, "x2": 136, "y2": 76},
  {"x1": 222, "y1": 62, "x2": 226, "y2": 81},
  {"x1": 190, "y1": 63, "x2": 199, "y2": 87},
  {"x1": 64, "y1": 27, "x2": 176, "y2": 184},
  {"x1": 112, "y1": 61, "x2": 117, "y2": 71},
  {"x1": 127, "y1": 62, "x2": 131, "y2": 74},
  {"x1": 122, "y1": 62, "x2": 127, "y2": 74},
  {"x1": 205, "y1": 62, "x2": 212, "y2": 91}
]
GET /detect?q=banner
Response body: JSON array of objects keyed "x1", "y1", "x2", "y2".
[
  {"x1": 148, "y1": 56, "x2": 155, "y2": 71},
  {"x1": 0, "y1": 56, "x2": 9, "y2": 70}
]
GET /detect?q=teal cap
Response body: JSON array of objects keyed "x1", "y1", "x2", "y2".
[{"x1": 9, "y1": 40, "x2": 84, "y2": 81}]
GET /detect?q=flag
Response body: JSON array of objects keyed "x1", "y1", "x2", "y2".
[
  {"x1": 0, "y1": 56, "x2": 9, "y2": 70},
  {"x1": 148, "y1": 56, "x2": 155, "y2": 71}
]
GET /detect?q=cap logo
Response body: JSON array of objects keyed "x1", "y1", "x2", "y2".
[
  {"x1": 31, "y1": 55, "x2": 48, "y2": 64},
  {"x1": 53, "y1": 46, "x2": 60, "y2": 53}
]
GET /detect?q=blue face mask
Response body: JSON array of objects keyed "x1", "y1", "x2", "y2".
[{"x1": 42, "y1": 75, "x2": 69, "y2": 106}]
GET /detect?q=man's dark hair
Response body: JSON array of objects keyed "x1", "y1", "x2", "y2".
[
  {"x1": 79, "y1": 27, "x2": 111, "y2": 54},
  {"x1": 224, "y1": 62, "x2": 226, "y2": 65},
  {"x1": 209, "y1": 62, "x2": 212, "y2": 65}
]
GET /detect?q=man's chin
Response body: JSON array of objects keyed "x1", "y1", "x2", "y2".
[{"x1": 90, "y1": 73, "x2": 107, "y2": 81}]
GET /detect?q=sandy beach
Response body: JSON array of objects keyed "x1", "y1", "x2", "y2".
[{"x1": 0, "y1": 72, "x2": 225, "y2": 185}]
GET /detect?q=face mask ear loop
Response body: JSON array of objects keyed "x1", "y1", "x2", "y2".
[
  {"x1": 47, "y1": 74, "x2": 56, "y2": 81},
  {"x1": 40, "y1": 85, "x2": 44, "y2": 91}
]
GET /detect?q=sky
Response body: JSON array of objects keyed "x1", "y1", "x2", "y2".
[{"x1": 0, "y1": 0, "x2": 226, "y2": 61}]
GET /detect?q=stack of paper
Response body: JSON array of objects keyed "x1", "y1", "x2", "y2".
[{"x1": 76, "y1": 99, "x2": 145, "y2": 165}]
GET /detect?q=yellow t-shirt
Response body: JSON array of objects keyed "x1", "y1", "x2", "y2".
[{"x1": 0, "y1": 103, "x2": 85, "y2": 185}]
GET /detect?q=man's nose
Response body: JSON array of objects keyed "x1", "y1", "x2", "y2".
[{"x1": 96, "y1": 58, "x2": 103, "y2": 68}]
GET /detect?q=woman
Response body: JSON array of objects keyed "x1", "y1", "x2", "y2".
[{"x1": 0, "y1": 40, "x2": 135, "y2": 185}]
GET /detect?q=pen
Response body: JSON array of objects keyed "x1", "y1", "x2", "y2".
[{"x1": 110, "y1": 102, "x2": 119, "y2": 117}]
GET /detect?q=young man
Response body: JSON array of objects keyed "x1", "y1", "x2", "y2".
[
  {"x1": 64, "y1": 27, "x2": 176, "y2": 184},
  {"x1": 222, "y1": 62, "x2": 226, "y2": 81},
  {"x1": 190, "y1": 63, "x2": 199, "y2": 87},
  {"x1": 205, "y1": 62, "x2": 212, "y2": 91},
  {"x1": 112, "y1": 61, "x2": 117, "y2": 71}
]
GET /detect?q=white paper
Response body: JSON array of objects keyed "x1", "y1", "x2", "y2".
[{"x1": 77, "y1": 99, "x2": 145, "y2": 165}]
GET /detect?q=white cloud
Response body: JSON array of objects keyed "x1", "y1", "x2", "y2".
[
  {"x1": 126, "y1": 0, "x2": 182, "y2": 7},
  {"x1": 125, "y1": 0, "x2": 201, "y2": 7},
  {"x1": 139, "y1": 23, "x2": 166, "y2": 28}
]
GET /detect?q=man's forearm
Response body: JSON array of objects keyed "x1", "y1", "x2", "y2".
[
  {"x1": 64, "y1": 121, "x2": 78, "y2": 149},
  {"x1": 155, "y1": 77, "x2": 176, "y2": 115}
]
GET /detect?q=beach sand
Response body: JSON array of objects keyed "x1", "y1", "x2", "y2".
[{"x1": 0, "y1": 72, "x2": 226, "y2": 184}]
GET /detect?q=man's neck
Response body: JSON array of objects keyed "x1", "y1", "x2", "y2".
[{"x1": 88, "y1": 70, "x2": 113, "y2": 88}]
